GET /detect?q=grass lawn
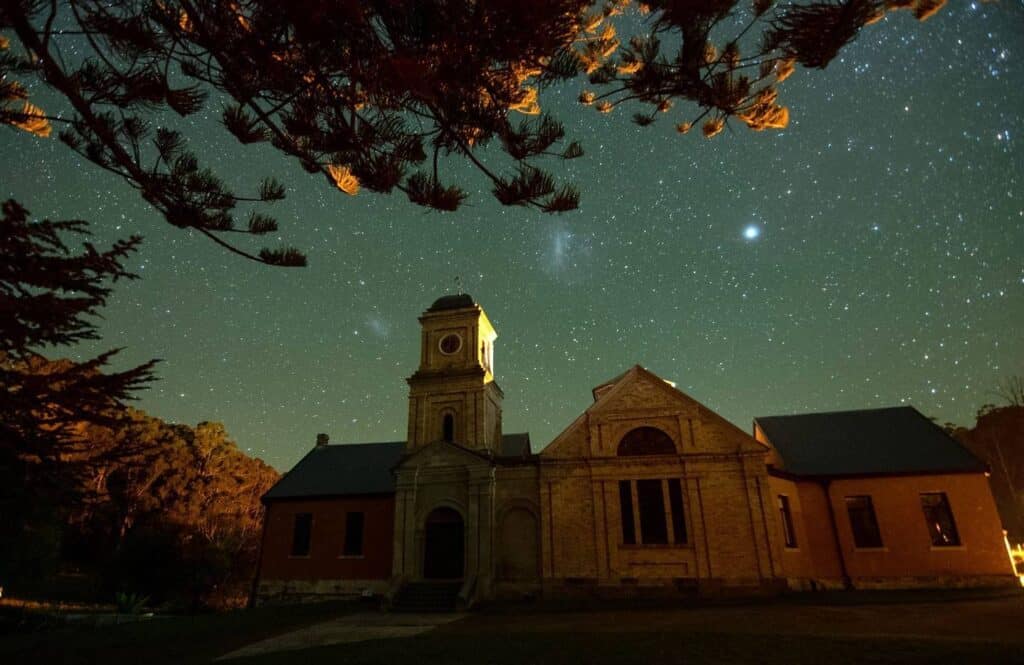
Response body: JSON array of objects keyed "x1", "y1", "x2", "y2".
[{"x1": 3, "y1": 589, "x2": 1023, "y2": 664}]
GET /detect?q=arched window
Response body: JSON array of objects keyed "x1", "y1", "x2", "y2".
[
  {"x1": 442, "y1": 413, "x2": 454, "y2": 443},
  {"x1": 617, "y1": 426, "x2": 675, "y2": 456}
]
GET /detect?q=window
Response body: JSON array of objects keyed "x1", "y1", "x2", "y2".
[
  {"x1": 619, "y1": 479, "x2": 688, "y2": 545},
  {"x1": 637, "y1": 479, "x2": 669, "y2": 544},
  {"x1": 667, "y1": 479, "x2": 688, "y2": 545},
  {"x1": 778, "y1": 495, "x2": 797, "y2": 548},
  {"x1": 618, "y1": 481, "x2": 636, "y2": 545},
  {"x1": 617, "y1": 427, "x2": 676, "y2": 456},
  {"x1": 291, "y1": 513, "x2": 312, "y2": 556},
  {"x1": 343, "y1": 512, "x2": 365, "y2": 556},
  {"x1": 442, "y1": 413, "x2": 454, "y2": 443},
  {"x1": 845, "y1": 496, "x2": 883, "y2": 548},
  {"x1": 920, "y1": 493, "x2": 961, "y2": 547}
]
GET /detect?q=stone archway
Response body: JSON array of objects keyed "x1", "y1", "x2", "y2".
[
  {"x1": 498, "y1": 506, "x2": 539, "y2": 581},
  {"x1": 423, "y1": 507, "x2": 464, "y2": 579}
]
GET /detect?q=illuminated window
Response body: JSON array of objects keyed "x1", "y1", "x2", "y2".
[
  {"x1": 291, "y1": 513, "x2": 312, "y2": 556},
  {"x1": 920, "y1": 493, "x2": 960, "y2": 547},
  {"x1": 778, "y1": 495, "x2": 797, "y2": 548},
  {"x1": 343, "y1": 512, "x2": 364, "y2": 556},
  {"x1": 845, "y1": 496, "x2": 883, "y2": 548}
]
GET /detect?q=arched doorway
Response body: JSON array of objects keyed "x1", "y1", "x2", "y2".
[{"x1": 423, "y1": 507, "x2": 464, "y2": 579}]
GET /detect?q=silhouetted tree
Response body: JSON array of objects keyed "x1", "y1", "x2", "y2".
[
  {"x1": 993, "y1": 376, "x2": 1024, "y2": 408},
  {"x1": 953, "y1": 402, "x2": 1024, "y2": 544},
  {"x1": 0, "y1": 199, "x2": 157, "y2": 589},
  {"x1": 1, "y1": 1, "x2": 947, "y2": 265}
]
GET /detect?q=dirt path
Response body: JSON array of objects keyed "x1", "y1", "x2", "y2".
[{"x1": 217, "y1": 612, "x2": 466, "y2": 660}]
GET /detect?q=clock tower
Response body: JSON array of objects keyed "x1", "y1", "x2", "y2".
[{"x1": 406, "y1": 294, "x2": 502, "y2": 453}]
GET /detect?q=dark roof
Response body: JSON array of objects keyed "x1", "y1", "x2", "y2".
[
  {"x1": 428, "y1": 293, "x2": 476, "y2": 312},
  {"x1": 264, "y1": 433, "x2": 533, "y2": 500},
  {"x1": 499, "y1": 432, "x2": 532, "y2": 457},
  {"x1": 755, "y1": 406, "x2": 987, "y2": 478},
  {"x1": 263, "y1": 441, "x2": 405, "y2": 501}
]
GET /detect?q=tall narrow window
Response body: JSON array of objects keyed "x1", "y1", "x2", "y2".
[
  {"x1": 845, "y1": 496, "x2": 883, "y2": 548},
  {"x1": 618, "y1": 481, "x2": 636, "y2": 544},
  {"x1": 778, "y1": 495, "x2": 797, "y2": 548},
  {"x1": 343, "y1": 512, "x2": 365, "y2": 556},
  {"x1": 291, "y1": 513, "x2": 313, "y2": 556},
  {"x1": 636, "y1": 479, "x2": 669, "y2": 544},
  {"x1": 920, "y1": 493, "x2": 961, "y2": 547},
  {"x1": 667, "y1": 479, "x2": 688, "y2": 544},
  {"x1": 442, "y1": 413, "x2": 454, "y2": 443}
]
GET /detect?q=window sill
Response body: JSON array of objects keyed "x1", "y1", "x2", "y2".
[
  {"x1": 852, "y1": 547, "x2": 888, "y2": 552},
  {"x1": 929, "y1": 545, "x2": 965, "y2": 551},
  {"x1": 338, "y1": 554, "x2": 365, "y2": 559},
  {"x1": 784, "y1": 546, "x2": 800, "y2": 552},
  {"x1": 288, "y1": 554, "x2": 312, "y2": 559}
]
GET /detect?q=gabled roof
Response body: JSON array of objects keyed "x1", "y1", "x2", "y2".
[
  {"x1": 754, "y1": 406, "x2": 987, "y2": 478},
  {"x1": 499, "y1": 432, "x2": 531, "y2": 457},
  {"x1": 262, "y1": 441, "x2": 405, "y2": 501}
]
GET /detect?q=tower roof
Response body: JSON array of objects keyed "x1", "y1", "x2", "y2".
[{"x1": 428, "y1": 293, "x2": 476, "y2": 312}]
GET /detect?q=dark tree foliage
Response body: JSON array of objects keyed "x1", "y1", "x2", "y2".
[
  {"x1": 1, "y1": 1, "x2": 946, "y2": 265},
  {"x1": 0, "y1": 199, "x2": 157, "y2": 455},
  {"x1": 0, "y1": 199, "x2": 157, "y2": 588},
  {"x1": 583, "y1": 0, "x2": 945, "y2": 135}
]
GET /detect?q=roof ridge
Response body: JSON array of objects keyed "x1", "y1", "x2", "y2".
[{"x1": 755, "y1": 405, "x2": 914, "y2": 421}]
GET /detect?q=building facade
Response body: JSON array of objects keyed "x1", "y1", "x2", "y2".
[{"x1": 254, "y1": 296, "x2": 1018, "y2": 606}]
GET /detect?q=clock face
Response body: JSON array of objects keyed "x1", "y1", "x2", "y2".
[{"x1": 438, "y1": 333, "x2": 462, "y2": 355}]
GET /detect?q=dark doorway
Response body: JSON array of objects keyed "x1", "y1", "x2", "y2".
[{"x1": 423, "y1": 507, "x2": 464, "y2": 579}]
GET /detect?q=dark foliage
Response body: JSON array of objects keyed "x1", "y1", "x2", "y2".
[
  {"x1": 952, "y1": 404, "x2": 1024, "y2": 544},
  {"x1": 1, "y1": 1, "x2": 946, "y2": 265},
  {"x1": 0, "y1": 199, "x2": 156, "y2": 463},
  {"x1": 0, "y1": 199, "x2": 160, "y2": 597}
]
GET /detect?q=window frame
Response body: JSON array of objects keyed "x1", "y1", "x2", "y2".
[
  {"x1": 618, "y1": 478, "x2": 688, "y2": 547},
  {"x1": 844, "y1": 495, "x2": 884, "y2": 549},
  {"x1": 618, "y1": 480, "x2": 637, "y2": 545},
  {"x1": 919, "y1": 492, "x2": 961, "y2": 548},
  {"x1": 342, "y1": 511, "x2": 365, "y2": 557},
  {"x1": 290, "y1": 512, "x2": 313, "y2": 557},
  {"x1": 778, "y1": 494, "x2": 798, "y2": 549}
]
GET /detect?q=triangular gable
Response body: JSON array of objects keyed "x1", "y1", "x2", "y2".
[
  {"x1": 588, "y1": 365, "x2": 697, "y2": 419},
  {"x1": 540, "y1": 365, "x2": 767, "y2": 458},
  {"x1": 394, "y1": 439, "x2": 492, "y2": 471},
  {"x1": 538, "y1": 410, "x2": 590, "y2": 458}
]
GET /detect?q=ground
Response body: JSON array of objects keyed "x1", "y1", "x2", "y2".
[{"x1": 3, "y1": 590, "x2": 1023, "y2": 664}]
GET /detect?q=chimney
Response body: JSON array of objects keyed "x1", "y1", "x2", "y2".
[{"x1": 315, "y1": 433, "x2": 329, "y2": 448}]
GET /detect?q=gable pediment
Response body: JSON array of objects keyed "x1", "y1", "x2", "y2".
[
  {"x1": 395, "y1": 440, "x2": 491, "y2": 472},
  {"x1": 539, "y1": 365, "x2": 768, "y2": 459},
  {"x1": 588, "y1": 366, "x2": 698, "y2": 422}
]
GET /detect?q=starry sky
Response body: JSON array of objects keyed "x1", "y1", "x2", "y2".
[{"x1": 3, "y1": 4, "x2": 1022, "y2": 471}]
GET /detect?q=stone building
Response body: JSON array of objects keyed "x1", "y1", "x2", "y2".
[{"x1": 254, "y1": 295, "x2": 1018, "y2": 607}]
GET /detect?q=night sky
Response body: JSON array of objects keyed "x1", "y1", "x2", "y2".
[{"x1": 3, "y1": 4, "x2": 1022, "y2": 471}]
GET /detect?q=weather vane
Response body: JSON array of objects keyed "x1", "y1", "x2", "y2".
[{"x1": 454, "y1": 275, "x2": 462, "y2": 294}]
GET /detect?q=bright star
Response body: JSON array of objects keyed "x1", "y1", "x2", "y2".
[{"x1": 743, "y1": 224, "x2": 761, "y2": 240}]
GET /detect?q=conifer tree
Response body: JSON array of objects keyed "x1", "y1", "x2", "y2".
[
  {"x1": 0, "y1": 198, "x2": 157, "y2": 585},
  {"x1": 1, "y1": 1, "x2": 946, "y2": 265}
]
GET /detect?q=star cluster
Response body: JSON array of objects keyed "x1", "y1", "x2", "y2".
[{"x1": 2, "y1": 5, "x2": 1022, "y2": 470}]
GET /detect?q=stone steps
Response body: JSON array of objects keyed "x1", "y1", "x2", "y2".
[{"x1": 391, "y1": 581, "x2": 462, "y2": 613}]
